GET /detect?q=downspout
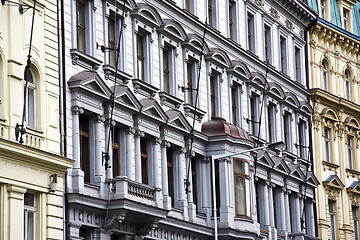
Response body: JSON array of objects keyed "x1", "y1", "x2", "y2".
[{"x1": 304, "y1": 17, "x2": 318, "y2": 238}]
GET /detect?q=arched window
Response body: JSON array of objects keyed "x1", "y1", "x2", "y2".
[
  {"x1": 345, "y1": 69, "x2": 351, "y2": 100},
  {"x1": 26, "y1": 69, "x2": 36, "y2": 129},
  {"x1": 321, "y1": 60, "x2": 328, "y2": 91}
]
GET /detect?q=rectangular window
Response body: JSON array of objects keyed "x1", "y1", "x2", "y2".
[
  {"x1": 295, "y1": 47, "x2": 301, "y2": 82},
  {"x1": 26, "y1": 70, "x2": 36, "y2": 130},
  {"x1": 24, "y1": 192, "x2": 36, "y2": 240},
  {"x1": 247, "y1": 12, "x2": 255, "y2": 53},
  {"x1": 185, "y1": 0, "x2": 190, "y2": 11},
  {"x1": 163, "y1": 48, "x2": 170, "y2": 93},
  {"x1": 280, "y1": 36, "x2": 287, "y2": 73},
  {"x1": 320, "y1": 0, "x2": 325, "y2": 18},
  {"x1": 324, "y1": 128, "x2": 331, "y2": 163},
  {"x1": 264, "y1": 24, "x2": 271, "y2": 63},
  {"x1": 191, "y1": 157, "x2": 198, "y2": 210},
  {"x1": 283, "y1": 112, "x2": 292, "y2": 152},
  {"x1": 211, "y1": 160, "x2": 220, "y2": 216},
  {"x1": 136, "y1": 33, "x2": 145, "y2": 81},
  {"x1": 140, "y1": 138, "x2": 148, "y2": 185},
  {"x1": 348, "y1": 136, "x2": 354, "y2": 169},
  {"x1": 267, "y1": 103, "x2": 276, "y2": 143},
  {"x1": 273, "y1": 189, "x2": 277, "y2": 229},
  {"x1": 112, "y1": 127, "x2": 120, "y2": 177},
  {"x1": 167, "y1": 148, "x2": 174, "y2": 207},
  {"x1": 79, "y1": 115, "x2": 90, "y2": 183},
  {"x1": 231, "y1": 86, "x2": 237, "y2": 125},
  {"x1": 329, "y1": 200, "x2": 336, "y2": 240},
  {"x1": 210, "y1": 73, "x2": 219, "y2": 118},
  {"x1": 234, "y1": 159, "x2": 246, "y2": 216},
  {"x1": 353, "y1": 206, "x2": 359, "y2": 240},
  {"x1": 108, "y1": 13, "x2": 116, "y2": 67},
  {"x1": 343, "y1": 9, "x2": 349, "y2": 31},
  {"x1": 208, "y1": 0, "x2": 216, "y2": 27},
  {"x1": 298, "y1": 120, "x2": 307, "y2": 159},
  {"x1": 250, "y1": 93, "x2": 258, "y2": 135},
  {"x1": 76, "y1": 0, "x2": 86, "y2": 52},
  {"x1": 229, "y1": 1, "x2": 234, "y2": 40},
  {"x1": 187, "y1": 61, "x2": 195, "y2": 105}
]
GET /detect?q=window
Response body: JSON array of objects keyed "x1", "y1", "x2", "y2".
[
  {"x1": 208, "y1": 0, "x2": 216, "y2": 27},
  {"x1": 107, "y1": 12, "x2": 124, "y2": 69},
  {"x1": 298, "y1": 120, "x2": 307, "y2": 159},
  {"x1": 345, "y1": 69, "x2": 351, "y2": 100},
  {"x1": 280, "y1": 36, "x2": 287, "y2": 73},
  {"x1": 209, "y1": 72, "x2": 220, "y2": 118},
  {"x1": 140, "y1": 138, "x2": 148, "y2": 184},
  {"x1": 343, "y1": 8, "x2": 349, "y2": 31},
  {"x1": 112, "y1": 127, "x2": 120, "y2": 177},
  {"x1": 26, "y1": 69, "x2": 36, "y2": 129},
  {"x1": 24, "y1": 192, "x2": 36, "y2": 240},
  {"x1": 329, "y1": 200, "x2": 336, "y2": 240},
  {"x1": 348, "y1": 135, "x2": 354, "y2": 169},
  {"x1": 247, "y1": 12, "x2": 255, "y2": 53},
  {"x1": 186, "y1": 60, "x2": 197, "y2": 105},
  {"x1": 163, "y1": 48, "x2": 170, "y2": 93},
  {"x1": 231, "y1": 85, "x2": 240, "y2": 125},
  {"x1": 295, "y1": 47, "x2": 301, "y2": 82},
  {"x1": 136, "y1": 33, "x2": 145, "y2": 81},
  {"x1": 249, "y1": 93, "x2": 259, "y2": 135},
  {"x1": 234, "y1": 159, "x2": 246, "y2": 216},
  {"x1": 79, "y1": 227, "x2": 90, "y2": 240},
  {"x1": 353, "y1": 206, "x2": 359, "y2": 240},
  {"x1": 185, "y1": 0, "x2": 190, "y2": 11},
  {"x1": 191, "y1": 158, "x2": 198, "y2": 210},
  {"x1": 211, "y1": 159, "x2": 220, "y2": 216},
  {"x1": 324, "y1": 128, "x2": 331, "y2": 163},
  {"x1": 321, "y1": 60, "x2": 328, "y2": 91},
  {"x1": 283, "y1": 111, "x2": 292, "y2": 152},
  {"x1": 76, "y1": 0, "x2": 86, "y2": 52},
  {"x1": 273, "y1": 189, "x2": 277, "y2": 229},
  {"x1": 264, "y1": 24, "x2": 271, "y2": 63},
  {"x1": 229, "y1": 1, "x2": 236, "y2": 40},
  {"x1": 79, "y1": 115, "x2": 90, "y2": 183},
  {"x1": 167, "y1": 148, "x2": 174, "y2": 207},
  {"x1": 320, "y1": 0, "x2": 325, "y2": 18},
  {"x1": 267, "y1": 103, "x2": 276, "y2": 143}
]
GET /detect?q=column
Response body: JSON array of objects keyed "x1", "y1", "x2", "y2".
[
  {"x1": 177, "y1": 147, "x2": 188, "y2": 218},
  {"x1": 268, "y1": 183, "x2": 277, "y2": 239},
  {"x1": 219, "y1": 158, "x2": 233, "y2": 227},
  {"x1": 7, "y1": 185, "x2": 27, "y2": 240},
  {"x1": 105, "y1": 119, "x2": 112, "y2": 179},
  {"x1": 153, "y1": 138, "x2": 162, "y2": 207},
  {"x1": 305, "y1": 199, "x2": 316, "y2": 236},
  {"x1": 294, "y1": 194, "x2": 301, "y2": 233},
  {"x1": 134, "y1": 130, "x2": 144, "y2": 182},
  {"x1": 279, "y1": 188, "x2": 287, "y2": 236},
  {"x1": 284, "y1": 190, "x2": 291, "y2": 233},
  {"x1": 187, "y1": 150, "x2": 196, "y2": 221},
  {"x1": 201, "y1": 157, "x2": 212, "y2": 223},
  {"x1": 95, "y1": 115, "x2": 105, "y2": 183},
  {"x1": 125, "y1": 127, "x2": 135, "y2": 181},
  {"x1": 71, "y1": 106, "x2": 83, "y2": 169},
  {"x1": 161, "y1": 140, "x2": 171, "y2": 209}
]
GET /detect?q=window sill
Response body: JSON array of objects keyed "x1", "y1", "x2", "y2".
[
  {"x1": 158, "y1": 91, "x2": 183, "y2": 109},
  {"x1": 103, "y1": 65, "x2": 132, "y2": 85},
  {"x1": 70, "y1": 49, "x2": 102, "y2": 71},
  {"x1": 346, "y1": 168, "x2": 360, "y2": 178},
  {"x1": 183, "y1": 103, "x2": 206, "y2": 122},
  {"x1": 322, "y1": 161, "x2": 340, "y2": 172},
  {"x1": 132, "y1": 79, "x2": 159, "y2": 98}
]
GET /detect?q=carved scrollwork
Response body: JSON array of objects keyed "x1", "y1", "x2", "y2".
[
  {"x1": 136, "y1": 219, "x2": 159, "y2": 236},
  {"x1": 103, "y1": 213, "x2": 127, "y2": 229}
]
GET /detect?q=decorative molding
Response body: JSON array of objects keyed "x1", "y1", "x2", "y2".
[
  {"x1": 71, "y1": 105, "x2": 84, "y2": 115},
  {"x1": 70, "y1": 49, "x2": 102, "y2": 70},
  {"x1": 103, "y1": 213, "x2": 127, "y2": 229}
]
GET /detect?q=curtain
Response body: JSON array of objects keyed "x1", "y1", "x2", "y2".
[
  {"x1": 330, "y1": 0, "x2": 342, "y2": 27},
  {"x1": 353, "y1": 1, "x2": 360, "y2": 36},
  {"x1": 307, "y1": 0, "x2": 319, "y2": 13}
]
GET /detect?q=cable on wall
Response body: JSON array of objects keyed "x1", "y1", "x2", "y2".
[{"x1": 184, "y1": 20, "x2": 207, "y2": 194}]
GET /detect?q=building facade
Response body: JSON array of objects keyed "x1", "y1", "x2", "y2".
[
  {"x1": 308, "y1": 0, "x2": 360, "y2": 239},
  {"x1": 62, "y1": 0, "x2": 317, "y2": 239},
  {"x1": 0, "y1": 0, "x2": 73, "y2": 239}
]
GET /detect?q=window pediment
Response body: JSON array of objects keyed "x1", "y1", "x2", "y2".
[
  {"x1": 249, "y1": 72, "x2": 266, "y2": 89},
  {"x1": 166, "y1": 110, "x2": 192, "y2": 133},
  {"x1": 227, "y1": 61, "x2": 251, "y2": 81},
  {"x1": 306, "y1": 173, "x2": 320, "y2": 187},
  {"x1": 205, "y1": 48, "x2": 231, "y2": 70},
  {"x1": 256, "y1": 150, "x2": 274, "y2": 168},
  {"x1": 112, "y1": 85, "x2": 142, "y2": 112},
  {"x1": 284, "y1": 93, "x2": 300, "y2": 108},
  {"x1": 299, "y1": 102, "x2": 312, "y2": 116},
  {"x1": 348, "y1": 181, "x2": 360, "y2": 194},
  {"x1": 273, "y1": 157, "x2": 290, "y2": 174},
  {"x1": 323, "y1": 174, "x2": 345, "y2": 189},
  {"x1": 288, "y1": 165, "x2": 305, "y2": 181},
  {"x1": 158, "y1": 19, "x2": 187, "y2": 43},
  {"x1": 344, "y1": 116, "x2": 360, "y2": 130},
  {"x1": 267, "y1": 82, "x2": 285, "y2": 100},
  {"x1": 182, "y1": 34, "x2": 209, "y2": 56},
  {"x1": 321, "y1": 108, "x2": 339, "y2": 122},
  {"x1": 140, "y1": 98, "x2": 168, "y2": 123},
  {"x1": 131, "y1": 3, "x2": 162, "y2": 29}
]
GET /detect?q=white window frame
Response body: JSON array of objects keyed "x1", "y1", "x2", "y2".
[
  {"x1": 24, "y1": 192, "x2": 36, "y2": 240},
  {"x1": 207, "y1": 0, "x2": 218, "y2": 28},
  {"x1": 26, "y1": 69, "x2": 36, "y2": 130},
  {"x1": 348, "y1": 135, "x2": 354, "y2": 169},
  {"x1": 321, "y1": 59, "x2": 328, "y2": 91},
  {"x1": 324, "y1": 127, "x2": 331, "y2": 163},
  {"x1": 279, "y1": 34, "x2": 288, "y2": 74},
  {"x1": 345, "y1": 69, "x2": 351, "y2": 100},
  {"x1": 353, "y1": 206, "x2": 359, "y2": 240},
  {"x1": 264, "y1": 22, "x2": 272, "y2": 64},
  {"x1": 135, "y1": 29, "x2": 151, "y2": 82},
  {"x1": 209, "y1": 70, "x2": 222, "y2": 118},
  {"x1": 185, "y1": 58, "x2": 198, "y2": 105},
  {"x1": 184, "y1": 0, "x2": 196, "y2": 14},
  {"x1": 329, "y1": 200, "x2": 336, "y2": 240},
  {"x1": 247, "y1": 10, "x2": 256, "y2": 54},
  {"x1": 343, "y1": 8, "x2": 349, "y2": 31},
  {"x1": 230, "y1": 83, "x2": 242, "y2": 126},
  {"x1": 161, "y1": 43, "x2": 177, "y2": 94},
  {"x1": 320, "y1": 0, "x2": 326, "y2": 18},
  {"x1": 294, "y1": 46, "x2": 302, "y2": 83},
  {"x1": 267, "y1": 101, "x2": 277, "y2": 143},
  {"x1": 228, "y1": 0, "x2": 238, "y2": 42},
  {"x1": 249, "y1": 91, "x2": 260, "y2": 136},
  {"x1": 298, "y1": 119, "x2": 307, "y2": 159},
  {"x1": 283, "y1": 110, "x2": 292, "y2": 152}
]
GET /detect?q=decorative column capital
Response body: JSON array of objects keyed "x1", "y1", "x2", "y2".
[
  {"x1": 134, "y1": 129, "x2": 145, "y2": 138},
  {"x1": 105, "y1": 119, "x2": 116, "y2": 127},
  {"x1": 202, "y1": 157, "x2": 211, "y2": 164},
  {"x1": 71, "y1": 105, "x2": 84, "y2": 115},
  {"x1": 186, "y1": 150, "x2": 196, "y2": 158},
  {"x1": 126, "y1": 127, "x2": 135, "y2": 135},
  {"x1": 179, "y1": 147, "x2": 187, "y2": 154},
  {"x1": 154, "y1": 137, "x2": 162, "y2": 145},
  {"x1": 95, "y1": 115, "x2": 105, "y2": 123},
  {"x1": 161, "y1": 140, "x2": 171, "y2": 148}
]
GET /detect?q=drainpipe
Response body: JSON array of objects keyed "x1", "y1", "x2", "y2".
[{"x1": 304, "y1": 17, "x2": 318, "y2": 238}]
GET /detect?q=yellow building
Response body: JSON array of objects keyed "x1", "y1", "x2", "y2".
[
  {"x1": 308, "y1": 0, "x2": 360, "y2": 239},
  {"x1": 0, "y1": 0, "x2": 72, "y2": 239}
]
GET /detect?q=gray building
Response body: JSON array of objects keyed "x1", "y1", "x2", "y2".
[{"x1": 60, "y1": 0, "x2": 318, "y2": 239}]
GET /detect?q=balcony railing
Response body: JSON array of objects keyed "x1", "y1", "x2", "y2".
[{"x1": 128, "y1": 180, "x2": 155, "y2": 201}]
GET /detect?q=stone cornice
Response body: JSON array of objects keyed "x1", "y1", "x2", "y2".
[{"x1": 0, "y1": 138, "x2": 73, "y2": 173}]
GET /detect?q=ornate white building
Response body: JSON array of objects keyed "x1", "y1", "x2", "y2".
[{"x1": 61, "y1": 0, "x2": 318, "y2": 239}]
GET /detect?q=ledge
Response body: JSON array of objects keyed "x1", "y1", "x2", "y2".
[
  {"x1": 102, "y1": 65, "x2": 132, "y2": 85},
  {"x1": 158, "y1": 91, "x2": 183, "y2": 109},
  {"x1": 70, "y1": 49, "x2": 102, "y2": 71},
  {"x1": 183, "y1": 103, "x2": 206, "y2": 122},
  {"x1": 132, "y1": 79, "x2": 159, "y2": 98},
  {"x1": 322, "y1": 161, "x2": 340, "y2": 173},
  {"x1": 346, "y1": 168, "x2": 360, "y2": 178}
]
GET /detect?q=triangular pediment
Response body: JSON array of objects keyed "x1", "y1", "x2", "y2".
[
  {"x1": 167, "y1": 110, "x2": 192, "y2": 132},
  {"x1": 323, "y1": 175, "x2": 345, "y2": 189},
  {"x1": 290, "y1": 167, "x2": 305, "y2": 181},
  {"x1": 113, "y1": 86, "x2": 141, "y2": 111},
  {"x1": 274, "y1": 159, "x2": 290, "y2": 174},
  {"x1": 348, "y1": 181, "x2": 360, "y2": 193},
  {"x1": 306, "y1": 173, "x2": 320, "y2": 186},
  {"x1": 68, "y1": 71, "x2": 112, "y2": 98},
  {"x1": 140, "y1": 99, "x2": 168, "y2": 122},
  {"x1": 256, "y1": 151, "x2": 274, "y2": 167}
]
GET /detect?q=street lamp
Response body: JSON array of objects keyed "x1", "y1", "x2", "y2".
[{"x1": 211, "y1": 141, "x2": 284, "y2": 240}]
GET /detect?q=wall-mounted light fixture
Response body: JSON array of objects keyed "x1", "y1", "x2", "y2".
[{"x1": 49, "y1": 174, "x2": 57, "y2": 193}]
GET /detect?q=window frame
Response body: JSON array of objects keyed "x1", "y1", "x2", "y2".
[
  {"x1": 136, "y1": 33, "x2": 145, "y2": 81},
  {"x1": 112, "y1": 127, "x2": 121, "y2": 177},
  {"x1": 267, "y1": 102, "x2": 277, "y2": 143},
  {"x1": 320, "y1": 0, "x2": 325, "y2": 18},
  {"x1": 324, "y1": 127, "x2": 331, "y2": 163},
  {"x1": 140, "y1": 137, "x2": 148, "y2": 185},
  {"x1": 321, "y1": 59, "x2": 328, "y2": 91},
  {"x1": 208, "y1": 0, "x2": 217, "y2": 28},
  {"x1": 294, "y1": 46, "x2": 301, "y2": 82},
  {"x1": 264, "y1": 23, "x2": 272, "y2": 63},
  {"x1": 280, "y1": 35, "x2": 287, "y2": 74},
  {"x1": 247, "y1": 11, "x2": 255, "y2": 53},
  {"x1": 24, "y1": 192, "x2": 36, "y2": 240},
  {"x1": 343, "y1": 8, "x2": 349, "y2": 31},
  {"x1": 298, "y1": 119, "x2": 307, "y2": 159},
  {"x1": 191, "y1": 157, "x2": 198, "y2": 211},
  {"x1": 283, "y1": 111, "x2": 292, "y2": 152},
  {"x1": 79, "y1": 115, "x2": 91, "y2": 183},
  {"x1": 25, "y1": 69, "x2": 36, "y2": 130},
  {"x1": 234, "y1": 158, "x2": 248, "y2": 217},
  {"x1": 249, "y1": 92, "x2": 259, "y2": 135},
  {"x1": 167, "y1": 148, "x2": 175, "y2": 207},
  {"x1": 329, "y1": 200, "x2": 336, "y2": 240},
  {"x1": 345, "y1": 69, "x2": 351, "y2": 100},
  {"x1": 353, "y1": 205, "x2": 359, "y2": 240},
  {"x1": 348, "y1": 135, "x2": 354, "y2": 169},
  {"x1": 209, "y1": 71, "x2": 221, "y2": 118}
]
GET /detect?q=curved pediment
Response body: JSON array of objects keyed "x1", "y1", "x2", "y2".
[
  {"x1": 182, "y1": 34, "x2": 210, "y2": 55},
  {"x1": 227, "y1": 61, "x2": 251, "y2": 80},
  {"x1": 132, "y1": 3, "x2": 162, "y2": 28},
  {"x1": 267, "y1": 82, "x2": 285, "y2": 100},
  {"x1": 344, "y1": 116, "x2": 360, "y2": 130},
  {"x1": 250, "y1": 72, "x2": 267, "y2": 88},
  {"x1": 159, "y1": 19, "x2": 187, "y2": 42},
  {"x1": 205, "y1": 48, "x2": 231, "y2": 69},
  {"x1": 299, "y1": 101, "x2": 313, "y2": 115},
  {"x1": 284, "y1": 92, "x2": 300, "y2": 108},
  {"x1": 321, "y1": 108, "x2": 339, "y2": 121}
]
